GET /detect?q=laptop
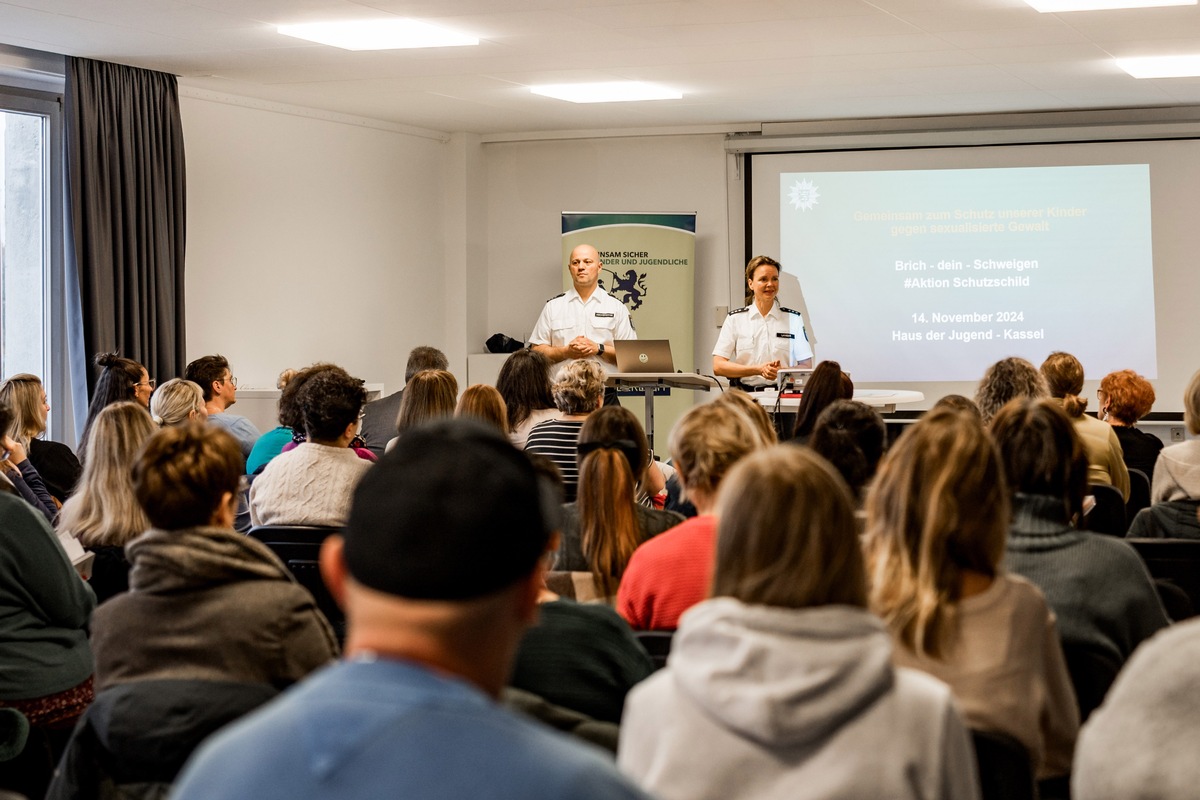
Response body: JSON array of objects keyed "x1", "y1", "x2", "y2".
[{"x1": 613, "y1": 339, "x2": 675, "y2": 373}]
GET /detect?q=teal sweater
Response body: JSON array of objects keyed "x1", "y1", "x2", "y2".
[{"x1": 0, "y1": 492, "x2": 95, "y2": 699}]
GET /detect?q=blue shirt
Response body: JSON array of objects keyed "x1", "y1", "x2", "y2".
[
  {"x1": 173, "y1": 658, "x2": 651, "y2": 800},
  {"x1": 246, "y1": 426, "x2": 293, "y2": 475}
]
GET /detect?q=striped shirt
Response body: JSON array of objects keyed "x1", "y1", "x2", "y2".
[{"x1": 524, "y1": 419, "x2": 586, "y2": 502}]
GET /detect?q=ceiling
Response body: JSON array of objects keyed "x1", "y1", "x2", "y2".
[{"x1": 3, "y1": 0, "x2": 1200, "y2": 135}]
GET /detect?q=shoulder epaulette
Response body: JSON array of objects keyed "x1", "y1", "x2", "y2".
[
  {"x1": 545, "y1": 292, "x2": 565, "y2": 302},
  {"x1": 728, "y1": 306, "x2": 749, "y2": 315},
  {"x1": 780, "y1": 306, "x2": 802, "y2": 316}
]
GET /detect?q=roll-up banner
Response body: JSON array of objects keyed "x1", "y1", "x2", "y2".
[{"x1": 562, "y1": 212, "x2": 696, "y2": 457}]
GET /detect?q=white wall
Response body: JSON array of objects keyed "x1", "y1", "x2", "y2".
[{"x1": 181, "y1": 96, "x2": 447, "y2": 399}]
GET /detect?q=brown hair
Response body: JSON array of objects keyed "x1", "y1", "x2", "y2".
[
  {"x1": 809, "y1": 399, "x2": 886, "y2": 497},
  {"x1": 133, "y1": 423, "x2": 244, "y2": 530},
  {"x1": 58, "y1": 401, "x2": 157, "y2": 546},
  {"x1": 1098, "y1": 370, "x2": 1155, "y2": 425},
  {"x1": 184, "y1": 354, "x2": 231, "y2": 402},
  {"x1": 712, "y1": 390, "x2": 778, "y2": 446},
  {"x1": 1186, "y1": 369, "x2": 1200, "y2": 437},
  {"x1": 744, "y1": 255, "x2": 781, "y2": 284},
  {"x1": 456, "y1": 384, "x2": 509, "y2": 435},
  {"x1": 551, "y1": 360, "x2": 605, "y2": 416},
  {"x1": 278, "y1": 363, "x2": 338, "y2": 429},
  {"x1": 496, "y1": 349, "x2": 556, "y2": 432},
  {"x1": 395, "y1": 369, "x2": 458, "y2": 435},
  {"x1": 990, "y1": 398, "x2": 1088, "y2": 520},
  {"x1": 1041, "y1": 351, "x2": 1088, "y2": 418},
  {"x1": 865, "y1": 408, "x2": 1009, "y2": 659},
  {"x1": 974, "y1": 357, "x2": 1048, "y2": 425},
  {"x1": 0, "y1": 373, "x2": 47, "y2": 447},
  {"x1": 576, "y1": 406, "x2": 650, "y2": 597},
  {"x1": 931, "y1": 394, "x2": 982, "y2": 423},
  {"x1": 792, "y1": 360, "x2": 854, "y2": 440},
  {"x1": 669, "y1": 402, "x2": 764, "y2": 499},
  {"x1": 713, "y1": 445, "x2": 866, "y2": 609}
]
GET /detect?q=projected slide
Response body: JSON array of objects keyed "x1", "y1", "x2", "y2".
[{"x1": 779, "y1": 165, "x2": 1156, "y2": 382}]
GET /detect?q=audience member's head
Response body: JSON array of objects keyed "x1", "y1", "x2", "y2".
[
  {"x1": 150, "y1": 379, "x2": 206, "y2": 427},
  {"x1": 792, "y1": 359, "x2": 853, "y2": 440},
  {"x1": 395, "y1": 369, "x2": 458, "y2": 435},
  {"x1": 58, "y1": 401, "x2": 157, "y2": 546},
  {"x1": 455, "y1": 384, "x2": 508, "y2": 434},
  {"x1": 81, "y1": 353, "x2": 151, "y2": 461},
  {"x1": 990, "y1": 397, "x2": 1088, "y2": 520},
  {"x1": 865, "y1": 408, "x2": 1009, "y2": 658},
  {"x1": 552, "y1": 360, "x2": 605, "y2": 416},
  {"x1": 974, "y1": 356, "x2": 1048, "y2": 424},
  {"x1": 0, "y1": 373, "x2": 48, "y2": 447},
  {"x1": 325, "y1": 419, "x2": 556, "y2": 696},
  {"x1": 276, "y1": 368, "x2": 298, "y2": 392},
  {"x1": 405, "y1": 346, "x2": 450, "y2": 385},
  {"x1": 1185, "y1": 369, "x2": 1200, "y2": 437},
  {"x1": 713, "y1": 445, "x2": 865, "y2": 609},
  {"x1": 809, "y1": 399, "x2": 887, "y2": 499},
  {"x1": 277, "y1": 363, "x2": 337, "y2": 430},
  {"x1": 297, "y1": 367, "x2": 367, "y2": 445},
  {"x1": 496, "y1": 349, "x2": 555, "y2": 432},
  {"x1": 575, "y1": 405, "x2": 652, "y2": 596},
  {"x1": 133, "y1": 423, "x2": 244, "y2": 531},
  {"x1": 1097, "y1": 370, "x2": 1155, "y2": 426},
  {"x1": 669, "y1": 402, "x2": 765, "y2": 512},
  {"x1": 184, "y1": 354, "x2": 232, "y2": 404},
  {"x1": 931, "y1": 393, "x2": 982, "y2": 422},
  {"x1": 1040, "y1": 351, "x2": 1089, "y2": 418},
  {"x1": 712, "y1": 389, "x2": 778, "y2": 445}
]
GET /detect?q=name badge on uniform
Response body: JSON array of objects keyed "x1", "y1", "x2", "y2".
[
  {"x1": 595, "y1": 312, "x2": 615, "y2": 318},
  {"x1": 776, "y1": 332, "x2": 795, "y2": 339}
]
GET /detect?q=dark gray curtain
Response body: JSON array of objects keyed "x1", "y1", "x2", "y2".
[{"x1": 64, "y1": 57, "x2": 186, "y2": 395}]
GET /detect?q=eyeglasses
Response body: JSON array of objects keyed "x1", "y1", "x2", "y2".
[
  {"x1": 135, "y1": 379, "x2": 157, "y2": 390},
  {"x1": 221, "y1": 375, "x2": 238, "y2": 388}
]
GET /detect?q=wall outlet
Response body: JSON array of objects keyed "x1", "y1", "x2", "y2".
[
  {"x1": 715, "y1": 305, "x2": 728, "y2": 327},
  {"x1": 1171, "y1": 426, "x2": 1186, "y2": 442}
]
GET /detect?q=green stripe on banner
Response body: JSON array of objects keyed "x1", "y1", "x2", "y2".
[{"x1": 562, "y1": 213, "x2": 696, "y2": 234}]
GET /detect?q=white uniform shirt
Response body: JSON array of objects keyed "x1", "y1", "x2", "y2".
[
  {"x1": 529, "y1": 287, "x2": 637, "y2": 379},
  {"x1": 712, "y1": 300, "x2": 812, "y2": 386}
]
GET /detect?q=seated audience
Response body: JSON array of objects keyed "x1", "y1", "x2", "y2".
[
  {"x1": 974, "y1": 356, "x2": 1047, "y2": 424},
  {"x1": 1072, "y1": 621, "x2": 1200, "y2": 800},
  {"x1": 386, "y1": 368, "x2": 458, "y2": 452},
  {"x1": 525, "y1": 360, "x2": 605, "y2": 503},
  {"x1": 931, "y1": 393, "x2": 983, "y2": 422},
  {"x1": 1136, "y1": 368, "x2": 1200, "y2": 537},
  {"x1": 455, "y1": 383, "x2": 509, "y2": 434},
  {"x1": 1041, "y1": 352, "x2": 1130, "y2": 499},
  {"x1": 185, "y1": 354, "x2": 262, "y2": 460},
  {"x1": 79, "y1": 352, "x2": 153, "y2": 463},
  {"x1": 149, "y1": 378, "x2": 206, "y2": 427},
  {"x1": 0, "y1": 484, "x2": 95, "y2": 799},
  {"x1": 251, "y1": 368, "x2": 372, "y2": 527},
  {"x1": 866, "y1": 408, "x2": 1078, "y2": 780},
  {"x1": 360, "y1": 346, "x2": 448, "y2": 458},
  {"x1": 808, "y1": 399, "x2": 886, "y2": 506},
  {"x1": 618, "y1": 445, "x2": 980, "y2": 800},
  {"x1": 57, "y1": 402, "x2": 158, "y2": 603},
  {"x1": 0, "y1": 400, "x2": 56, "y2": 522},
  {"x1": 555, "y1": 406, "x2": 684, "y2": 597},
  {"x1": 172, "y1": 420, "x2": 650, "y2": 800},
  {"x1": 1098, "y1": 369, "x2": 1162, "y2": 482},
  {"x1": 497, "y1": 348, "x2": 563, "y2": 448},
  {"x1": 0, "y1": 373, "x2": 81, "y2": 502},
  {"x1": 618, "y1": 402, "x2": 768, "y2": 630},
  {"x1": 790, "y1": 359, "x2": 853, "y2": 444},
  {"x1": 245, "y1": 368, "x2": 299, "y2": 474},
  {"x1": 991, "y1": 398, "x2": 1167, "y2": 714}
]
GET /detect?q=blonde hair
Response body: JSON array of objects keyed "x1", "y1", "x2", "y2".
[
  {"x1": 552, "y1": 360, "x2": 606, "y2": 415},
  {"x1": 149, "y1": 379, "x2": 205, "y2": 427},
  {"x1": 865, "y1": 408, "x2": 1009, "y2": 659},
  {"x1": 455, "y1": 384, "x2": 509, "y2": 434},
  {"x1": 58, "y1": 401, "x2": 157, "y2": 547},
  {"x1": 1040, "y1": 351, "x2": 1088, "y2": 418},
  {"x1": 712, "y1": 390, "x2": 778, "y2": 445},
  {"x1": 669, "y1": 402, "x2": 765, "y2": 499},
  {"x1": 713, "y1": 445, "x2": 866, "y2": 609},
  {"x1": 1186, "y1": 369, "x2": 1200, "y2": 436},
  {"x1": 0, "y1": 373, "x2": 47, "y2": 448}
]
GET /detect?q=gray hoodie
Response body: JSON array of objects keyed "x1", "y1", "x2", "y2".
[
  {"x1": 1151, "y1": 438, "x2": 1200, "y2": 503},
  {"x1": 618, "y1": 598, "x2": 980, "y2": 800}
]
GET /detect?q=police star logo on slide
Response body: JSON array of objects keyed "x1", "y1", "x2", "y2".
[{"x1": 788, "y1": 179, "x2": 820, "y2": 211}]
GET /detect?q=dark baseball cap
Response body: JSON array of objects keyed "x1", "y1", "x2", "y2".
[{"x1": 344, "y1": 419, "x2": 557, "y2": 600}]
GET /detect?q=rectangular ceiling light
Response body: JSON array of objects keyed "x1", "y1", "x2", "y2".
[
  {"x1": 530, "y1": 82, "x2": 682, "y2": 103},
  {"x1": 277, "y1": 19, "x2": 478, "y2": 50},
  {"x1": 1025, "y1": 0, "x2": 1194, "y2": 10},
  {"x1": 1117, "y1": 54, "x2": 1200, "y2": 77}
]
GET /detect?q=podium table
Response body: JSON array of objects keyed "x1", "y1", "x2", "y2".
[
  {"x1": 607, "y1": 372, "x2": 719, "y2": 450},
  {"x1": 752, "y1": 388, "x2": 925, "y2": 414}
]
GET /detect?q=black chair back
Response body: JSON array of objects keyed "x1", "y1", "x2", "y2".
[
  {"x1": 1060, "y1": 642, "x2": 1121, "y2": 723},
  {"x1": 634, "y1": 630, "x2": 675, "y2": 671},
  {"x1": 247, "y1": 526, "x2": 344, "y2": 641},
  {"x1": 971, "y1": 729, "x2": 1035, "y2": 800},
  {"x1": 1126, "y1": 468, "x2": 1151, "y2": 523},
  {"x1": 1127, "y1": 538, "x2": 1200, "y2": 620},
  {"x1": 1084, "y1": 483, "x2": 1126, "y2": 536}
]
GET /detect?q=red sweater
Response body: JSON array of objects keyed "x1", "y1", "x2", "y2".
[{"x1": 616, "y1": 515, "x2": 716, "y2": 631}]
